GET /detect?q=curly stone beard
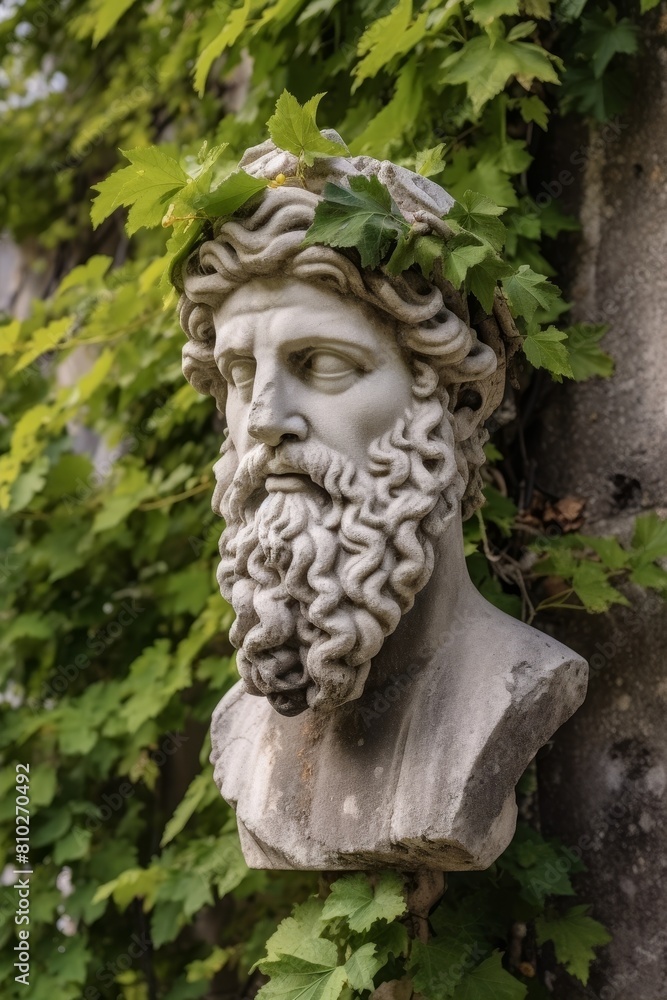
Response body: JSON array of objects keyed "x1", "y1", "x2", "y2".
[{"x1": 215, "y1": 366, "x2": 463, "y2": 717}]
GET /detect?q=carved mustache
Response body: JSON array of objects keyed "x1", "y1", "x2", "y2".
[{"x1": 220, "y1": 442, "x2": 369, "y2": 524}]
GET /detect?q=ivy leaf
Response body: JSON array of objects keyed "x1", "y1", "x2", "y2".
[
  {"x1": 630, "y1": 513, "x2": 667, "y2": 564},
  {"x1": 497, "y1": 824, "x2": 580, "y2": 905},
  {"x1": 385, "y1": 231, "x2": 445, "y2": 278},
  {"x1": 194, "y1": 0, "x2": 252, "y2": 96},
  {"x1": 448, "y1": 190, "x2": 507, "y2": 252},
  {"x1": 536, "y1": 906, "x2": 611, "y2": 984},
  {"x1": 91, "y1": 147, "x2": 188, "y2": 234},
  {"x1": 441, "y1": 32, "x2": 562, "y2": 115},
  {"x1": 456, "y1": 952, "x2": 527, "y2": 1000},
  {"x1": 352, "y1": 0, "x2": 429, "y2": 91},
  {"x1": 503, "y1": 265, "x2": 562, "y2": 322},
  {"x1": 522, "y1": 326, "x2": 573, "y2": 381},
  {"x1": 160, "y1": 769, "x2": 219, "y2": 847},
  {"x1": 344, "y1": 944, "x2": 383, "y2": 992},
  {"x1": 443, "y1": 236, "x2": 493, "y2": 290},
  {"x1": 195, "y1": 170, "x2": 269, "y2": 218},
  {"x1": 261, "y1": 899, "x2": 326, "y2": 964},
  {"x1": 571, "y1": 559, "x2": 628, "y2": 612},
  {"x1": 564, "y1": 323, "x2": 614, "y2": 380},
  {"x1": 468, "y1": 254, "x2": 514, "y2": 312},
  {"x1": 268, "y1": 91, "x2": 349, "y2": 166},
  {"x1": 467, "y1": 0, "x2": 520, "y2": 27},
  {"x1": 415, "y1": 143, "x2": 446, "y2": 178},
  {"x1": 257, "y1": 952, "x2": 348, "y2": 1000},
  {"x1": 320, "y1": 872, "x2": 406, "y2": 932},
  {"x1": 518, "y1": 94, "x2": 550, "y2": 130},
  {"x1": 409, "y1": 936, "x2": 475, "y2": 998},
  {"x1": 577, "y1": 8, "x2": 639, "y2": 79},
  {"x1": 303, "y1": 176, "x2": 408, "y2": 268}
]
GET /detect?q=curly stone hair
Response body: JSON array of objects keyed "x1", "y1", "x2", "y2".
[{"x1": 178, "y1": 184, "x2": 513, "y2": 518}]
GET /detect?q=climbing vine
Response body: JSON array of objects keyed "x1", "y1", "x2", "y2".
[{"x1": 0, "y1": 1, "x2": 666, "y2": 998}]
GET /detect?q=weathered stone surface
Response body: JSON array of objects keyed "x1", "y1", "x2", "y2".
[
  {"x1": 179, "y1": 144, "x2": 588, "y2": 871},
  {"x1": 536, "y1": 18, "x2": 667, "y2": 999}
]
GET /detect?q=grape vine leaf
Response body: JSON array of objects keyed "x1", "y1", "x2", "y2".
[
  {"x1": 194, "y1": 0, "x2": 252, "y2": 96},
  {"x1": 352, "y1": 0, "x2": 429, "y2": 90},
  {"x1": 261, "y1": 898, "x2": 326, "y2": 964},
  {"x1": 448, "y1": 190, "x2": 507, "y2": 252},
  {"x1": 502, "y1": 265, "x2": 562, "y2": 322},
  {"x1": 415, "y1": 143, "x2": 446, "y2": 178},
  {"x1": 320, "y1": 872, "x2": 406, "y2": 932},
  {"x1": 564, "y1": 324, "x2": 614, "y2": 380},
  {"x1": 268, "y1": 91, "x2": 349, "y2": 166},
  {"x1": 467, "y1": 0, "x2": 520, "y2": 27},
  {"x1": 91, "y1": 147, "x2": 188, "y2": 234},
  {"x1": 196, "y1": 170, "x2": 269, "y2": 218},
  {"x1": 303, "y1": 176, "x2": 408, "y2": 268},
  {"x1": 344, "y1": 943, "x2": 383, "y2": 992},
  {"x1": 257, "y1": 951, "x2": 348, "y2": 1000},
  {"x1": 442, "y1": 32, "x2": 562, "y2": 114},
  {"x1": 522, "y1": 326, "x2": 573, "y2": 380},
  {"x1": 536, "y1": 906, "x2": 611, "y2": 984},
  {"x1": 456, "y1": 951, "x2": 527, "y2": 999}
]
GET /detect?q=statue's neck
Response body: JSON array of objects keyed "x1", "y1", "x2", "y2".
[{"x1": 359, "y1": 512, "x2": 483, "y2": 696}]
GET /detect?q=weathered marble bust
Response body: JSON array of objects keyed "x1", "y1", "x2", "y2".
[{"x1": 178, "y1": 139, "x2": 588, "y2": 871}]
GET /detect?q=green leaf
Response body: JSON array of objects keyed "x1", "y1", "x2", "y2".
[
  {"x1": 443, "y1": 236, "x2": 493, "y2": 289},
  {"x1": 260, "y1": 898, "x2": 326, "y2": 964},
  {"x1": 579, "y1": 9, "x2": 639, "y2": 79},
  {"x1": 352, "y1": 0, "x2": 429, "y2": 91},
  {"x1": 187, "y1": 947, "x2": 233, "y2": 983},
  {"x1": 564, "y1": 323, "x2": 614, "y2": 380},
  {"x1": 409, "y1": 936, "x2": 475, "y2": 998},
  {"x1": 518, "y1": 95, "x2": 550, "y2": 130},
  {"x1": 320, "y1": 872, "x2": 406, "y2": 932},
  {"x1": 497, "y1": 824, "x2": 580, "y2": 905},
  {"x1": 91, "y1": 147, "x2": 188, "y2": 234},
  {"x1": 343, "y1": 944, "x2": 382, "y2": 992},
  {"x1": 468, "y1": 253, "x2": 514, "y2": 312},
  {"x1": 196, "y1": 169, "x2": 269, "y2": 218},
  {"x1": 303, "y1": 176, "x2": 408, "y2": 267},
  {"x1": 442, "y1": 33, "x2": 562, "y2": 115},
  {"x1": 267, "y1": 91, "x2": 349, "y2": 167},
  {"x1": 522, "y1": 326, "x2": 573, "y2": 380},
  {"x1": 467, "y1": 0, "x2": 520, "y2": 26},
  {"x1": 482, "y1": 486, "x2": 518, "y2": 537},
  {"x1": 415, "y1": 143, "x2": 446, "y2": 178},
  {"x1": 502, "y1": 266, "x2": 562, "y2": 322},
  {"x1": 91, "y1": 0, "x2": 140, "y2": 45},
  {"x1": 455, "y1": 952, "x2": 527, "y2": 1000},
  {"x1": 194, "y1": 0, "x2": 252, "y2": 95},
  {"x1": 536, "y1": 906, "x2": 611, "y2": 984},
  {"x1": 161, "y1": 769, "x2": 219, "y2": 847},
  {"x1": 448, "y1": 190, "x2": 507, "y2": 252},
  {"x1": 257, "y1": 953, "x2": 348, "y2": 1000},
  {"x1": 640, "y1": 0, "x2": 661, "y2": 10},
  {"x1": 571, "y1": 559, "x2": 628, "y2": 612},
  {"x1": 631, "y1": 513, "x2": 667, "y2": 563}
]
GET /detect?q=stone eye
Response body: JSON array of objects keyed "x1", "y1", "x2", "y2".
[
  {"x1": 228, "y1": 359, "x2": 256, "y2": 388},
  {"x1": 304, "y1": 351, "x2": 355, "y2": 378}
]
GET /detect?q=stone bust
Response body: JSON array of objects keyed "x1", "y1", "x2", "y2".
[{"x1": 178, "y1": 139, "x2": 588, "y2": 871}]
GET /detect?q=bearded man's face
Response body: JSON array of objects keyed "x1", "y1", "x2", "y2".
[{"x1": 211, "y1": 277, "x2": 462, "y2": 716}]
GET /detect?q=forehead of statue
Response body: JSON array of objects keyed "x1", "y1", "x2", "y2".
[{"x1": 211, "y1": 277, "x2": 400, "y2": 359}]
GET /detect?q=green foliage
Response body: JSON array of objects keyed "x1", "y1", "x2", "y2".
[
  {"x1": 0, "y1": 0, "x2": 657, "y2": 995},
  {"x1": 536, "y1": 906, "x2": 612, "y2": 984}
]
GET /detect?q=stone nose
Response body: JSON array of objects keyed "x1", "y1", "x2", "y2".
[{"x1": 247, "y1": 378, "x2": 308, "y2": 447}]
